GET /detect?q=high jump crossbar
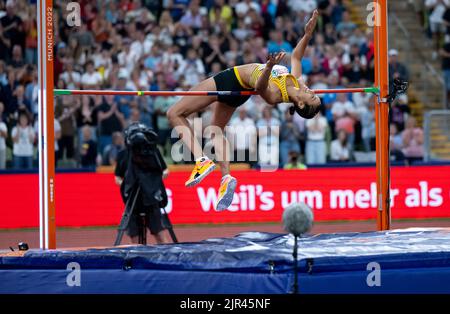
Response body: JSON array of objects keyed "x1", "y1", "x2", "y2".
[
  {"x1": 37, "y1": 0, "x2": 390, "y2": 250},
  {"x1": 53, "y1": 87, "x2": 380, "y2": 97}
]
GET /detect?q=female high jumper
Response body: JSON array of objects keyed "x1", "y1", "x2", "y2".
[{"x1": 167, "y1": 10, "x2": 320, "y2": 211}]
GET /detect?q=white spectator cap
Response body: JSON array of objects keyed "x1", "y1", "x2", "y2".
[
  {"x1": 118, "y1": 69, "x2": 129, "y2": 79},
  {"x1": 330, "y1": 70, "x2": 339, "y2": 78},
  {"x1": 388, "y1": 49, "x2": 398, "y2": 56},
  {"x1": 398, "y1": 94, "x2": 408, "y2": 104},
  {"x1": 6, "y1": 0, "x2": 15, "y2": 7}
]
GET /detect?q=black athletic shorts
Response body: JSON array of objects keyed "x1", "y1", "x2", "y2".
[
  {"x1": 126, "y1": 204, "x2": 166, "y2": 237},
  {"x1": 213, "y1": 67, "x2": 253, "y2": 107}
]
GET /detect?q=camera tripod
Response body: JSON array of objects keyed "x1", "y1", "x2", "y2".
[{"x1": 114, "y1": 185, "x2": 178, "y2": 246}]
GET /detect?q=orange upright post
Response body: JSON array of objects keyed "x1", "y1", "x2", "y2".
[
  {"x1": 374, "y1": 0, "x2": 391, "y2": 230},
  {"x1": 38, "y1": 0, "x2": 56, "y2": 249}
]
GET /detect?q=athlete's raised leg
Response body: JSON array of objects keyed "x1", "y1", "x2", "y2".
[
  {"x1": 209, "y1": 102, "x2": 238, "y2": 211},
  {"x1": 167, "y1": 77, "x2": 218, "y2": 187}
]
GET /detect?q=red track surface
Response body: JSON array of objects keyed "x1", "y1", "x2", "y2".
[{"x1": 1, "y1": 219, "x2": 450, "y2": 249}]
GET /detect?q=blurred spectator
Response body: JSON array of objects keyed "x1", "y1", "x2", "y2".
[
  {"x1": 60, "y1": 60, "x2": 82, "y2": 90},
  {"x1": 349, "y1": 28, "x2": 367, "y2": 48},
  {"x1": 68, "y1": 23, "x2": 94, "y2": 52},
  {"x1": 158, "y1": 12, "x2": 176, "y2": 46},
  {"x1": 24, "y1": 66, "x2": 38, "y2": 117},
  {"x1": 161, "y1": 45, "x2": 183, "y2": 79},
  {"x1": 360, "y1": 101, "x2": 375, "y2": 152},
  {"x1": 54, "y1": 43, "x2": 69, "y2": 81},
  {"x1": 54, "y1": 118, "x2": 62, "y2": 163},
  {"x1": 0, "y1": 102, "x2": 7, "y2": 169},
  {"x1": 33, "y1": 118, "x2": 61, "y2": 166},
  {"x1": 250, "y1": 37, "x2": 268, "y2": 64},
  {"x1": 248, "y1": 9, "x2": 266, "y2": 38},
  {"x1": 177, "y1": 48, "x2": 205, "y2": 85},
  {"x1": 330, "y1": 129, "x2": 350, "y2": 162},
  {"x1": 426, "y1": 0, "x2": 448, "y2": 53},
  {"x1": 2, "y1": 69, "x2": 18, "y2": 120},
  {"x1": 113, "y1": 76, "x2": 133, "y2": 119},
  {"x1": 127, "y1": 30, "x2": 145, "y2": 67},
  {"x1": 153, "y1": 80, "x2": 178, "y2": 155},
  {"x1": 323, "y1": 23, "x2": 338, "y2": 45},
  {"x1": 235, "y1": 0, "x2": 261, "y2": 17},
  {"x1": 81, "y1": 60, "x2": 103, "y2": 89},
  {"x1": 267, "y1": 30, "x2": 293, "y2": 54},
  {"x1": 76, "y1": 95, "x2": 100, "y2": 146},
  {"x1": 322, "y1": 72, "x2": 342, "y2": 116},
  {"x1": 179, "y1": 0, "x2": 203, "y2": 29},
  {"x1": 164, "y1": 0, "x2": 190, "y2": 21},
  {"x1": 144, "y1": 42, "x2": 163, "y2": 72},
  {"x1": 388, "y1": 49, "x2": 409, "y2": 93},
  {"x1": 283, "y1": 151, "x2": 307, "y2": 170},
  {"x1": 209, "y1": 62, "x2": 223, "y2": 76},
  {"x1": 442, "y1": 1, "x2": 450, "y2": 36},
  {"x1": 279, "y1": 110, "x2": 302, "y2": 167},
  {"x1": 232, "y1": 18, "x2": 254, "y2": 41},
  {"x1": 91, "y1": 10, "x2": 112, "y2": 45},
  {"x1": 11, "y1": 112, "x2": 34, "y2": 169},
  {"x1": 11, "y1": 84, "x2": 30, "y2": 115},
  {"x1": 440, "y1": 37, "x2": 450, "y2": 108},
  {"x1": 103, "y1": 131, "x2": 125, "y2": 166},
  {"x1": 331, "y1": 92, "x2": 356, "y2": 139},
  {"x1": 401, "y1": 116, "x2": 424, "y2": 163},
  {"x1": 336, "y1": 11, "x2": 356, "y2": 38},
  {"x1": 209, "y1": 0, "x2": 233, "y2": 28},
  {"x1": 128, "y1": 107, "x2": 142, "y2": 125},
  {"x1": 257, "y1": 106, "x2": 280, "y2": 167},
  {"x1": 203, "y1": 34, "x2": 226, "y2": 73},
  {"x1": 352, "y1": 82, "x2": 373, "y2": 112},
  {"x1": 10, "y1": 45, "x2": 25, "y2": 69},
  {"x1": 1, "y1": 0, "x2": 25, "y2": 61},
  {"x1": 80, "y1": 125, "x2": 97, "y2": 168},
  {"x1": 229, "y1": 107, "x2": 257, "y2": 164},
  {"x1": 55, "y1": 95, "x2": 79, "y2": 166},
  {"x1": 289, "y1": 0, "x2": 316, "y2": 14},
  {"x1": 389, "y1": 95, "x2": 410, "y2": 131},
  {"x1": 334, "y1": 111, "x2": 355, "y2": 152},
  {"x1": 97, "y1": 95, "x2": 126, "y2": 153},
  {"x1": 0, "y1": 61, "x2": 7, "y2": 86},
  {"x1": 305, "y1": 111, "x2": 328, "y2": 165},
  {"x1": 390, "y1": 122, "x2": 405, "y2": 161},
  {"x1": 342, "y1": 43, "x2": 367, "y2": 83},
  {"x1": 23, "y1": 4, "x2": 38, "y2": 64},
  {"x1": 292, "y1": 111, "x2": 307, "y2": 154},
  {"x1": 0, "y1": 23, "x2": 11, "y2": 62}
]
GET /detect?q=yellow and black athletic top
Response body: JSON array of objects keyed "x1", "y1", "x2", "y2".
[{"x1": 234, "y1": 64, "x2": 300, "y2": 103}]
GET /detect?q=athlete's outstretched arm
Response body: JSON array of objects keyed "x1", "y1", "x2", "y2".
[
  {"x1": 255, "y1": 52, "x2": 286, "y2": 92},
  {"x1": 291, "y1": 10, "x2": 319, "y2": 79}
]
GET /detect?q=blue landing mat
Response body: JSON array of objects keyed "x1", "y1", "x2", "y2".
[{"x1": 1, "y1": 228, "x2": 450, "y2": 293}]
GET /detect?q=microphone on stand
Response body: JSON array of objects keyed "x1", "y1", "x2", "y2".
[{"x1": 282, "y1": 202, "x2": 314, "y2": 294}]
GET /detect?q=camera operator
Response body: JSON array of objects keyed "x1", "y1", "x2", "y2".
[{"x1": 114, "y1": 123, "x2": 170, "y2": 244}]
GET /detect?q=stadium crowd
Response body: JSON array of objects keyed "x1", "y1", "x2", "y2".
[
  {"x1": 423, "y1": 0, "x2": 450, "y2": 107},
  {"x1": 0, "y1": 0, "x2": 420, "y2": 170}
]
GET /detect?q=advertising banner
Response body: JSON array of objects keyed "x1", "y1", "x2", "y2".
[{"x1": 1, "y1": 166, "x2": 449, "y2": 228}]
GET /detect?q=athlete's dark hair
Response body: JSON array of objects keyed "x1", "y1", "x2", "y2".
[{"x1": 289, "y1": 104, "x2": 322, "y2": 119}]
